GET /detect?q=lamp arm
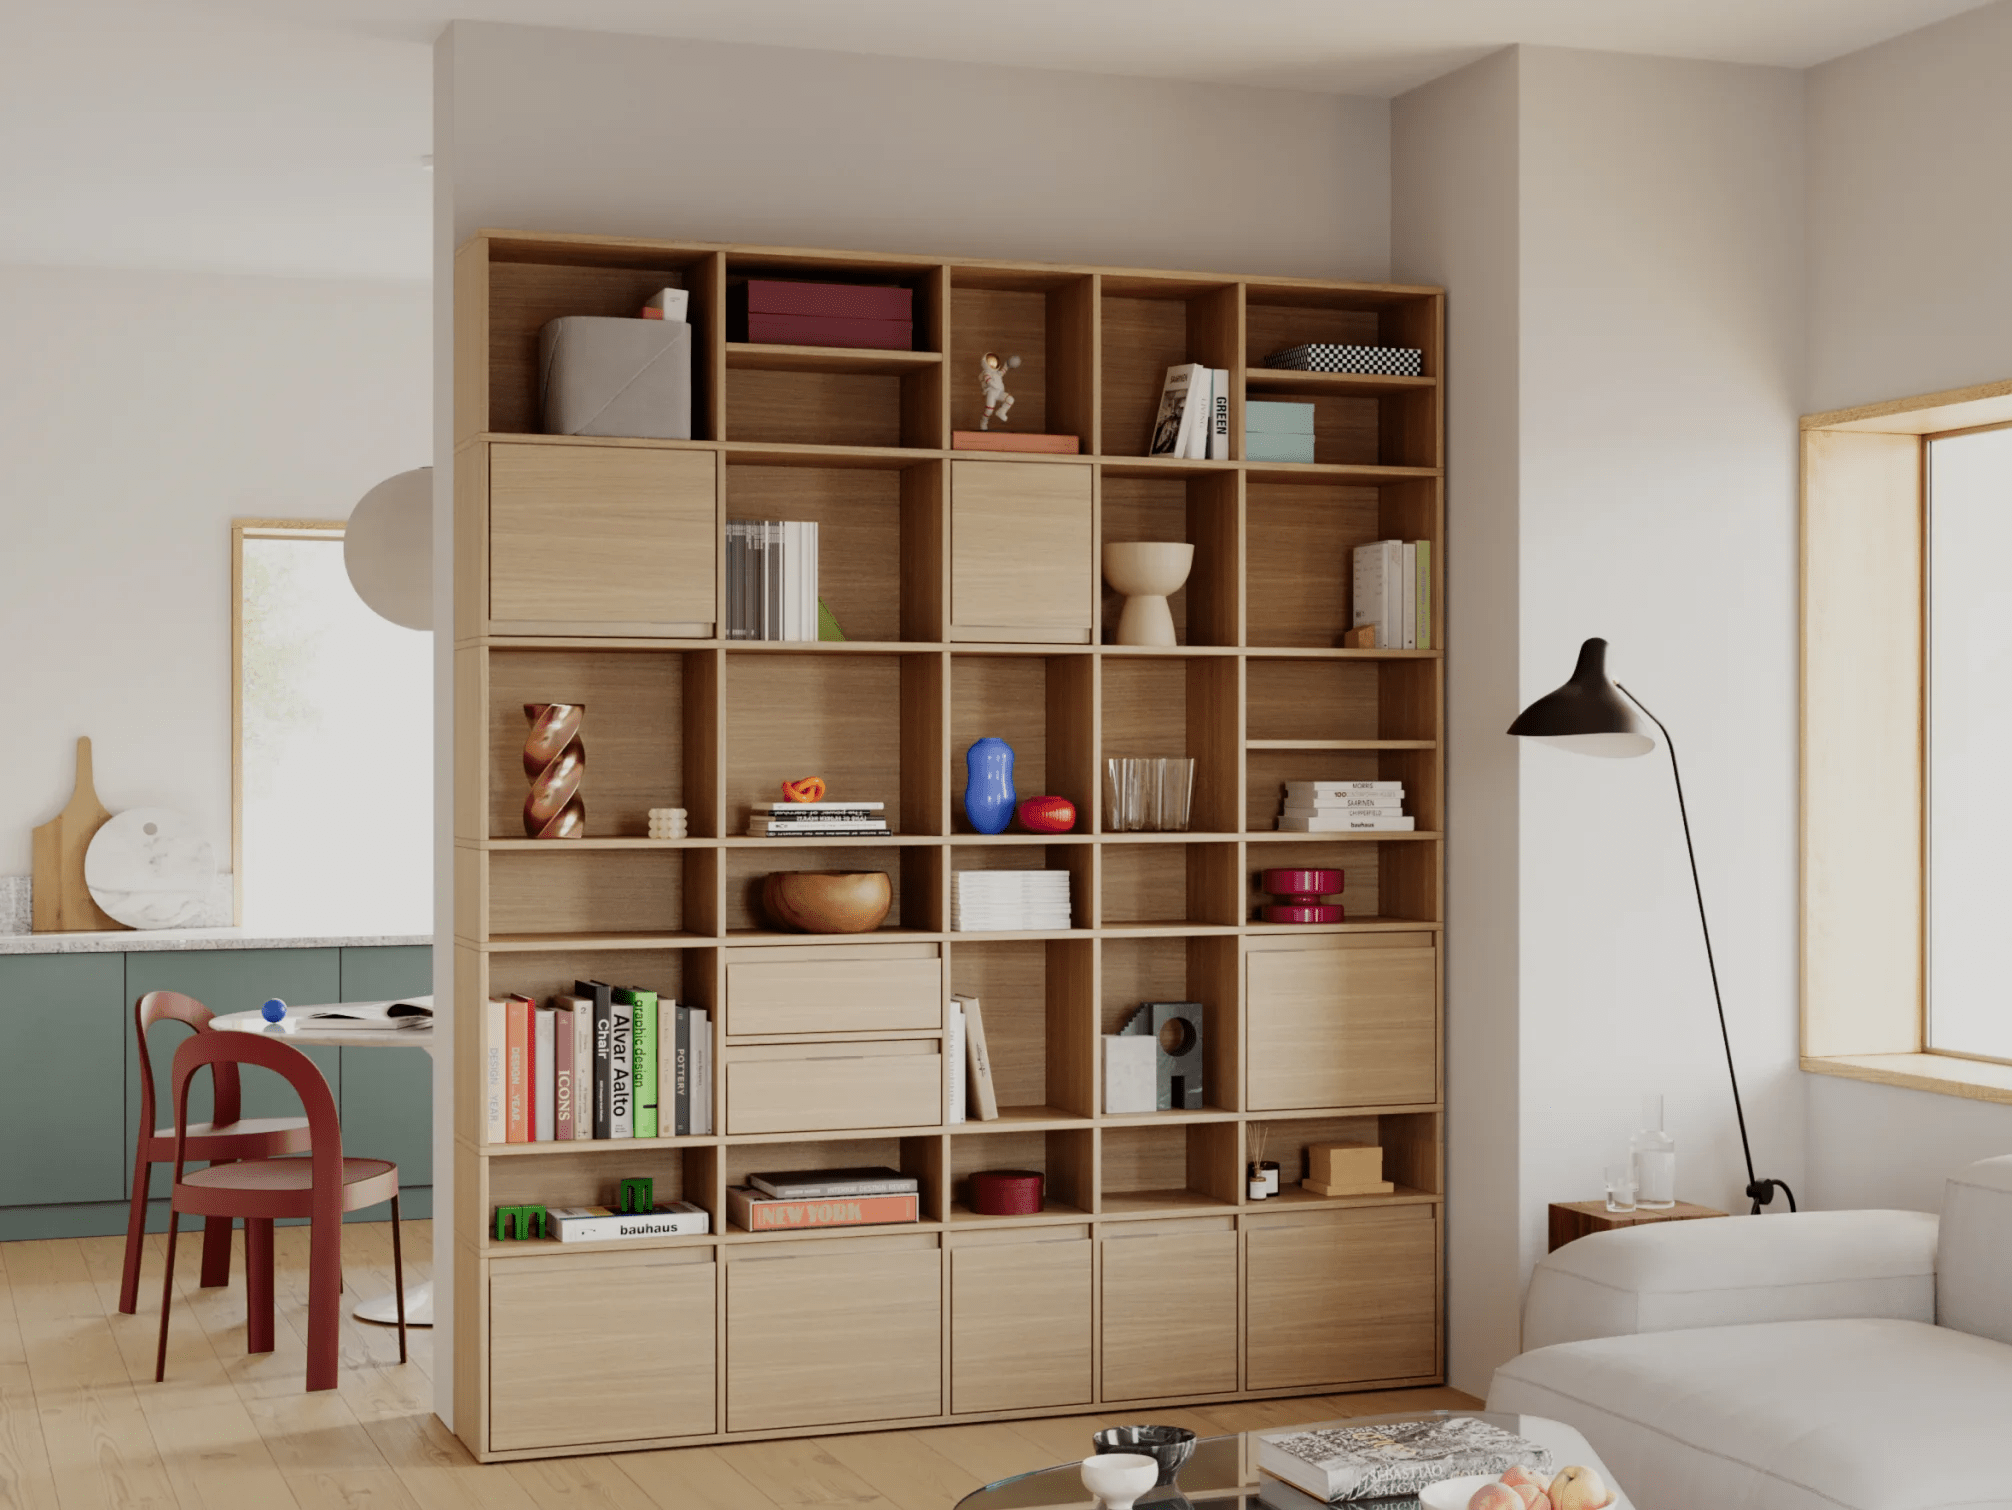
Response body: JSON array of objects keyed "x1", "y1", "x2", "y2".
[{"x1": 1615, "y1": 683, "x2": 1796, "y2": 1215}]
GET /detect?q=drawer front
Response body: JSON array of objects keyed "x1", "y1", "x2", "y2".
[
  {"x1": 726, "y1": 957, "x2": 942, "y2": 1037},
  {"x1": 1246, "y1": 1206, "x2": 1438, "y2": 1389},
  {"x1": 725, "y1": 1041, "x2": 941, "y2": 1134},
  {"x1": 951, "y1": 1235, "x2": 1093, "y2": 1414},
  {"x1": 950, "y1": 460, "x2": 1094, "y2": 640},
  {"x1": 1100, "y1": 1228, "x2": 1238, "y2": 1400},
  {"x1": 490, "y1": 1250, "x2": 716, "y2": 1450},
  {"x1": 1246, "y1": 935, "x2": 1437, "y2": 1110},
  {"x1": 727, "y1": 1242, "x2": 941, "y2": 1430}
]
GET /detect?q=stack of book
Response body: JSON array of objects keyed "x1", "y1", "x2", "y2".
[
  {"x1": 1350, "y1": 538, "x2": 1432, "y2": 649},
  {"x1": 1276, "y1": 781, "x2": 1413, "y2": 833},
  {"x1": 727, "y1": 1165, "x2": 921, "y2": 1233},
  {"x1": 1257, "y1": 1417, "x2": 1551, "y2": 1508},
  {"x1": 746, "y1": 800, "x2": 889, "y2": 838},
  {"x1": 1148, "y1": 362, "x2": 1230, "y2": 459},
  {"x1": 950, "y1": 993, "x2": 999, "y2": 1121},
  {"x1": 482, "y1": 982, "x2": 713, "y2": 1144},
  {"x1": 726, "y1": 519, "x2": 822, "y2": 641},
  {"x1": 951, "y1": 870, "x2": 1072, "y2": 931}
]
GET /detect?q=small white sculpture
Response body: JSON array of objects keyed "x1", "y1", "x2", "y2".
[
  {"x1": 647, "y1": 806, "x2": 688, "y2": 840},
  {"x1": 979, "y1": 351, "x2": 1021, "y2": 429}
]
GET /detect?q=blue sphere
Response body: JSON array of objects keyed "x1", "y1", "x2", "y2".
[{"x1": 261, "y1": 998, "x2": 287, "y2": 1023}]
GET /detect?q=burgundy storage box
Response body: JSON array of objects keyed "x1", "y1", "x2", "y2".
[
  {"x1": 968, "y1": 1170, "x2": 1044, "y2": 1216},
  {"x1": 729, "y1": 279, "x2": 914, "y2": 351}
]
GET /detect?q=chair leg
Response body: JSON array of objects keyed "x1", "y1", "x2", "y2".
[
  {"x1": 154, "y1": 1210, "x2": 181, "y2": 1382},
  {"x1": 305, "y1": 1209, "x2": 342, "y2": 1392},
  {"x1": 118, "y1": 1150, "x2": 153, "y2": 1315},
  {"x1": 389, "y1": 1195, "x2": 408, "y2": 1364},
  {"x1": 245, "y1": 1219, "x2": 275, "y2": 1355},
  {"x1": 199, "y1": 1196, "x2": 234, "y2": 1290}
]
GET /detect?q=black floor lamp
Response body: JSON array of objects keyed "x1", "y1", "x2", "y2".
[{"x1": 1507, "y1": 637, "x2": 1796, "y2": 1214}]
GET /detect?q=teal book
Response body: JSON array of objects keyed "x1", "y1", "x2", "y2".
[{"x1": 617, "y1": 988, "x2": 659, "y2": 1139}]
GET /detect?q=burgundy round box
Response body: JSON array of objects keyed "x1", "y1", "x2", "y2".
[
  {"x1": 1260, "y1": 867, "x2": 1344, "y2": 925},
  {"x1": 969, "y1": 1169, "x2": 1045, "y2": 1216}
]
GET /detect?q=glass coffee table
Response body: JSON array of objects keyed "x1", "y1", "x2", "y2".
[{"x1": 954, "y1": 1411, "x2": 1632, "y2": 1509}]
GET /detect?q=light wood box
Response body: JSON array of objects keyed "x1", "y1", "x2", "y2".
[
  {"x1": 724, "y1": 946, "x2": 942, "y2": 1037},
  {"x1": 1308, "y1": 1141, "x2": 1384, "y2": 1187},
  {"x1": 948, "y1": 459, "x2": 1094, "y2": 643},
  {"x1": 1245, "y1": 1205, "x2": 1437, "y2": 1390},
  {"x1": 949, "y1": 1228, "x2": 1093, "y2": 1413},
  {"x1": 724, "y1": 1039, "x2": 942, "y2": 1135},
  {"x1": 1099, "y1": 1222, "x2": 1239, "y2": 1400},
  {"x1": 1245, "y1": 933, "x2": 1438, "y2": 1110}
]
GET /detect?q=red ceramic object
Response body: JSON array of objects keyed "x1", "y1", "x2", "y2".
[
  {"x1": 1017, "y1": 795, "x2": 1077, "y2": 834},
  {"x1": 1263, "y1": 903, "x2": 1345, "y2": 924},
  {"x1": 1259, "y1": 868, "x2": 1344, "y2": 925},
  {"x1": 969, "y1": 1170, "x2": 1045, "y2": 1216}
]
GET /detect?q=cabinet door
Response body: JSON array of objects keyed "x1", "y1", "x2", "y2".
[
  {"x1": 950, "y1": 460, "x2": 1093, "y2": 642},
  {"x1": 1246, "y1": 935, "x2": 1436, "y2": 1110},
  {"x1": 489, "y1": 442, "x2": 717, "y2": 636},
  {"x1": 724, "y1": 1040, "x2": 941, "y2": 1135},
  {"x1": 490, "y1": 1249, "x2": 716, "y2": 1450},
  {"x1": 0, "y1": 954, "x2": 126, "y2": 1209},
  {"x1": 1246, "y1": 1207, "x2": 1437, "y2": 1389},
  {"x1": 1100, "y1": 1226, "x2": 1237, "y2": 1400},
  {"x1": 727, "y1": 1240, "x2": 940, "y2": 1430},
  {"x1": 337, "y1": 946, "x2": 434, "y2": 1203},
  {"x1": 951, "y1": 1233, "x2": 1092, "y2": 1413}
]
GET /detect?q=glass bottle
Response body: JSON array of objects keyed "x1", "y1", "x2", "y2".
[{"x1": 1631, "y1": 1094, "x2": 1676, "y2": 1209}]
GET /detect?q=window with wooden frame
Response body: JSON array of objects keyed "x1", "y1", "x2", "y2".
[
  {"x1": 232, "y1": 519, "x2": 432, "y2": 933},
  {"x1": 1802, "y1": 380, "x2": 2012, "y2": 1102}
]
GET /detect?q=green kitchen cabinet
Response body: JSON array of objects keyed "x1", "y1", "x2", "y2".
[{"x1": 0, "y1": 953, "x2": 127, "y2": 1208}]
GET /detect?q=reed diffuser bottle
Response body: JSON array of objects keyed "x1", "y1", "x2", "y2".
[{"x1": 1631, "y1": 1094, "x2": 1677, "y2": 1209}]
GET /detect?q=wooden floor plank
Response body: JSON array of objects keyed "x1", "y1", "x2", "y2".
[
  {"x1": 508, "y1": 1454, "x2": 664, "y2": 1510},
  {"x1": 817, "y1": 1428, "x2": 998, "y2": 1510},
  {"x1": 705, "y1": 1434, "x2": 898, "y2": 1509},
  {"x1": 610, "y1": 1445, "x2": 782, "y2": 1510},
  {"x1": 360, "y1": 1412, "x2": 543, "y2": 1510},
  {"x1": 882, "y1": 1422, "x2": 1057, "y2": 1494}
]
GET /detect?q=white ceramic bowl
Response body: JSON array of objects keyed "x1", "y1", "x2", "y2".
[
  {"x1": 1079, "y1": 1453, "x2": 1160, "y2": 1510},
  {"x1": 1420, "y1": 1474, "x2": 1502, "y2": 1510}
]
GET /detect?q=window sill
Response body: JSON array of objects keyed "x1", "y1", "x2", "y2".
[{"x1": 1802, "y1": 1053, "x2": 2012, "y2": 1107}]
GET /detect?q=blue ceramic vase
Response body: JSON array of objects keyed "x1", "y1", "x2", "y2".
[{"x1": 964, "y1": 737, "x2": 1017, "y2": 835}]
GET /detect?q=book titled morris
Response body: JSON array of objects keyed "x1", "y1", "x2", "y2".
[
  {"x1": 1259, "y1": 1418, "x2": 1552, "y2": 1503},
  {"x1": 726, "y1": 1186, "x2": 919, "y2": 1233},
  {"x1": 547, "y1": 1201, "x2": 711, "y2": 1244}
]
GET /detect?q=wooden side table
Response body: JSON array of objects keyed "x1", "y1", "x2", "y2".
[{"x1": 1549, "y1": 1199, "x2": 1728, "y2": 1252}]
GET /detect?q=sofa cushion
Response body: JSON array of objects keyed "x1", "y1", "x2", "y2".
[
  {"x1": 1523, "y1": 1209, "x2": 1937, "y2": 1350},
  {"x1": 1489, "y1": 1318, "x2": 2012, "y2": 1510},
  {"x1": 1940, "y1": 1155, "x2": 2012, "y2": 1346}
]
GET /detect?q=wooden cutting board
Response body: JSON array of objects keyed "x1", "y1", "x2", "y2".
[{"x1": 31, "y1": 737, "x2": 125, "y2": 933}]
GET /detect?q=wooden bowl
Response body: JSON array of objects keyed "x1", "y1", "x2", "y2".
[{"x1": 761, "y1": 871, "x2": 892, "y2": 934}]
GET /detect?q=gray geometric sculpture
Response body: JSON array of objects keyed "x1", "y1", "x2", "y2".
[{"x1": 1120, "y1": 1001, "x2": 1204, "y2": 1110}]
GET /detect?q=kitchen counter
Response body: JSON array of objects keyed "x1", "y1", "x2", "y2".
[{"x1": 0, "y1": 928, "x2": 434, "y2": 955}]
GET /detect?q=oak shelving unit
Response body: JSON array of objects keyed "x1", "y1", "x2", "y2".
[{"x1": 452, "y1": 229, "x2": 1445, "y2": 1460}]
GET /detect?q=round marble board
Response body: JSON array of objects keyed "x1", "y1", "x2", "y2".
[{"x1": 85, "y1": 808, "x2": 214, "y2": 929}]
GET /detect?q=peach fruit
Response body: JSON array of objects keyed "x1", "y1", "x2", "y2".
[
  {"x1": 1549, "y1": 1466, "x2": 1614, "y2": 1510},
  {"x1": 1469, "y1": 1484, "x2": 1525, "y2": 1510}
]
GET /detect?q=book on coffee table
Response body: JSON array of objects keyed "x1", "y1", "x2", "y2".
[{"x1": 1259, "y1": 1417, "x2": 1552, "y2": 1502}]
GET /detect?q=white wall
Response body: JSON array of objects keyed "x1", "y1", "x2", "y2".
[
  {"x1": 1800, "y1": 0, "x2": 2012, "y2": 1197},
  {"x1": 0, "y1": 262, "x2": 430, "y2": 885},
  {"x1": 1390, "y1": 47, "x2": 1526, "y2": 1401}
]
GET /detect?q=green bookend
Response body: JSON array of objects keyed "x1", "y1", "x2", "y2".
[
  {"x1": 818, "y1": 598, "x2": 846, "y2": 641},
  {"x1": 618, "y1": 1177, "x2": 654, "y2": 1214},
  {"x1": 495, "y1": 1204, "x2": 547, "y2": 1240}
]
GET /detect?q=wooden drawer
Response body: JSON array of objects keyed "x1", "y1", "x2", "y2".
[
  {"x1": 725, "y1": 946, "x2": 942, "y2": 1037},
  {"x1": 1100, "y1": 1221, "x2": 1238, "y2": 1400},
  {"x1": 488, "y1": 442, "x2": 717, "y2": 636},
  {"x1": 724, "y1": 1039, "x2": 941, "y2": 1134},
  {"x1": 1245, "y1": 1205, "x2": 1438, "y2": 1389},
  {"x1": 950, "y1": 1228, "x2": 1092, "y2": 1413},
  {"x1": 489, "y1": 1248, "x2": 715, "y2": 1450},
  {"x1": 1246, "y1": 934, "x2": 1438, "y2": 1110},
  {"x1": 726, "y1": 1235, "x2": 941, "y2": 1430},
  {"x1": 949, "y1": 459, "x2": 1094, "y2": 643}
]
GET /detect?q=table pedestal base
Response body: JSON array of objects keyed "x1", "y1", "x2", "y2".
[{"x1": 354, "y1": 1279, "x2": 434, "y2": 1327}]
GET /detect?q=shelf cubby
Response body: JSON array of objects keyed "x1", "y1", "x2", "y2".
[
  {"x1": 947, "y1": 268, "x2": 1095, "y2": 447},
  {"x1": 1097, "y1": 471, "x2": 1239, "y2": 647},
  {"x1": 1247, "y1": 656, "x2": 1438, "y2": 745},
  {"x1": 481, "y1": 947, "x2": 708, "y2": 1014},
  {"x1": 1098, "y1": 276, "x2": 1240, "y2": 457},
  {"x1": 948, "y1": 1128, "x2": 1094, "y2": 1220},
  {"x1": 723, "y1": 1135, "x2": 946, "y2": 1225},
  {"x1": 948, "y1": 936, "x2": 1096, "y2": 1117},
  {"x1": 1099, "y1": 841, "x2": 1240, "y2": 929},
  {"x1": 1245, "y1": 743, "x2": 1440, "y2": 834},
  {"x1": 725, "y1": 463, "x2": 910, "y2": 643},
  {"x1": 1099, "y1": 1121, "x2": 1241, "y2": 1214},
  {"x1": 949, "y1": 654, "x2": 1095, "y2": 834},
  {"x1": 1242, "y1": 838, "x2": 1439, "y2": 927},
  {"x1": 950, "y1": 844, "x2": 1093, "y2": 933},
  {"x1": 1100, "y1": 934, "x2": 1239, "y2": 1113},
  {"x1": 482, "y1": 846, "x2": 697, "y2": 941},
  {"x1": 483, "y1": 646, "x2": 713, "y2": 840},
  {"x1": 1243, "y1": 283, "x2": 1439, "y2": 471},
  {"x1": 1099, "y1": 655, "x2": 1241, "y2": 833},
  {"x1": 486, "y1": 1144, "x2": 717, "y2": 1246},
  {"x1": 1247, "y1": 1111, "x2": 1442, "y2": 1207},
  {"x1": 723, "y1": 842, "x2": 941, "y2": 936}
]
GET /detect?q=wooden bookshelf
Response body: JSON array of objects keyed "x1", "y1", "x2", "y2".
[{"x1": 451, "y1": 230, "x2": 1444, "y2": 1460}]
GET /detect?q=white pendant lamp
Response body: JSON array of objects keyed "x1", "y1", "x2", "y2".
[{"x1": 344, "y1": 467, "x2": 433, "y2": 631}]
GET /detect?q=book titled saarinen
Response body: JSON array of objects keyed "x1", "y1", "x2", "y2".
[{"x1": 727, "y1": 1186, "x2": 919, "y2": 1233}]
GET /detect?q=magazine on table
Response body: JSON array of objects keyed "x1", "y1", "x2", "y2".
[{"x1": 292, "y1": 997, "x2": 434, "y2": 1031}]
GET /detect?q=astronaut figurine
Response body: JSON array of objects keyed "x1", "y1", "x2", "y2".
[{"x1": 979, "y1": 351, "x2": 1021, "y2": 430}]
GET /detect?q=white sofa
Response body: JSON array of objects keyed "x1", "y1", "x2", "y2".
[{"x1": 1487, "y1": 1155, "x2": 2012, "y2": 1510}]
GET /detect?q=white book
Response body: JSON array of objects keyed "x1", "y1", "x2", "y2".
[
  {"x1": 1282, "y1": 804, "x2": 1404, "y2": 819},
  {"x1": 1382, "y1": 540, "x2": 1404, "y2": 651},
  {"x1": 1208, "y1": 367, "x2": 1230, "y2": 460},
  {"x1": 483, "y1": 997, "x2": 507, "y2": 1144},
  {"x1": 1285, "y1": 781, "x2": 1403, "y2": 795},
  {"x1": 1285, "y1": 795, "x2": 1405, "y2": 811},
  {"x1": 1150, "y1": 363, "x2": 1204, "y2": 457},
  {"x1": 954, "y1": 994, "x2": 1000, "y2": 1120},
  {"x1": 570, "y1": 995, "x2": 595, "y2": 1140},
  {"x1": 643, "y1": 287, "x2": 689, "y2": 322},
  {"x1": 947, "y1": 1001, "x2": 967, "y2": 1124},
  {"x1": 549, "y1": 1201, "x2": 710, "y2": 1243},
  {"x1": 1183, "y1": 368, "x2": 1212, "y2": 458},
  {"x1": 807, "y1": 521, "x2": 820, "y2": 644},
  {"x1": 1104, "y1": 1035, "x2": 1158, "y2": 1114},
  {"x1": 1276, "y1": 815, "x2": 1417, "y2": 832},
  {"x1": 691, "y1": 1008, "x2": 712, "y2": 1136},
  {"x1": 1352, "y1": 542, "x2": 1386, "y2": 647},
  {"x1": 782, "y1": 522, "x2": 798, "y2": 641},
  {"x1": 609, "y1": 993, "x2": 634, "y2": 1139},
  {"x1": 534, "y1": 1006, "x2": 556, "y2": 1142},
  {"x1": 1401, "y1": 541, "x2": 1418, "y2": 649}
]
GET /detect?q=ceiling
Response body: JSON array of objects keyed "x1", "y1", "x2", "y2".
[{"x1": 0, "y1": 0, "x2": 1990, "y2": 281}]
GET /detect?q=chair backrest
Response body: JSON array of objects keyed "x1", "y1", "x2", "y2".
[
  {"x1": 167, "y1": 1032, "x2": 344, "y2": 1220},
  {"x1": 135, "y1": 990, "x2": 244, "y2": 1137},
  {"x1": 1939, "y1": 1154, "x2": 2012, "y2": 1343}
]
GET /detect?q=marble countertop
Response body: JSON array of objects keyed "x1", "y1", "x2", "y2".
[{"x1": 0, "y1": 928, "x2": 434, "y2": 956}]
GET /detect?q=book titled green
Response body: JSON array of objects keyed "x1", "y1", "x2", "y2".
[{"x1": 616, "y1": 988, "x2": 659, "y2": 1140}]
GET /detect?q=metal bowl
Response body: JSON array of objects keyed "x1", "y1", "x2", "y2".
[{"x1": 1091, "y1": 1425, "x2": 1197, "y2": 1485}]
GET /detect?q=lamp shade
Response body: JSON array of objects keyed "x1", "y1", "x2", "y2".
[
  {"x1": 344, "y1": 467, "x2": 432, "y2": 631},
  {"x1": 1507, "y1": 637, "x2": 1655, "y2": 757}
]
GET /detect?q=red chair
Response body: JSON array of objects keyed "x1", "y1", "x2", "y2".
[
  {"x1": 154, "y1": 1029, "x2": 407, "y2": 1391},
  {"x1": 119, "y1": 990, "x2": 311, "y2": 1315}
]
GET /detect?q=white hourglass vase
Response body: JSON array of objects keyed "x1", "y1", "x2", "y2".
[{"x1": 1103, "y1": 542, "x2": 1195, "y2": 647}]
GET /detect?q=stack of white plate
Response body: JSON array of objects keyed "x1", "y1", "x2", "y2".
[{"x1": 951, "y1": 871, "x2": 1072, "y2": 932}]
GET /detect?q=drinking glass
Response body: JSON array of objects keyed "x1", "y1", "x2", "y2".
[
  {"x1": 1154, "y1": 757, "x2": 1195, "y2": 831},
  {"x1": 1604, "y1": 1163, "x2": 1638, "y2": 1213},
  {"x1": 1104, "y1": 758, "x2": 1146, "y2": 832}
]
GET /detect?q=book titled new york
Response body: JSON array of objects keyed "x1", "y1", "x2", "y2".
[
  {"x1": 616, "y1": 988, "x2": 658, "y2": 1139},
  {"x1": 575, "y1": 979, "x2": 615, "y2": 1140},
  {"x1": 727, "y1": 1186, "x2": 920, "y2": 1233},
  {"x1": 1259, "y1": 1418, "x2": 1551, "y2": 1503},
  {"x1": 749, "y1": 1166, "x2": 920, "y2": 1199},
  {"x1": 548, "y1": 1201, "x2": 711, "y2": 1243}
]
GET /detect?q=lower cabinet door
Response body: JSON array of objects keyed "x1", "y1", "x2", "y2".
[
  {"x1": 727, "y1": 1236, "x2": 941, "y2": 1431},
  {"x1": 1100, "y1": 1222, "x2": 1238, "y2": 1400},
  {"x1": 951, "y1": 1229, "x2": 1092, "y2": 1414},
  {"x1": 1245, "y1": 1206, "x2": 1438, "y2": 1390},
  {"x1": 489, "y1": 1249, "x2": 716, "y2": 1450}
]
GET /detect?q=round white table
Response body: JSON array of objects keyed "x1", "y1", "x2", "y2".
[{"x1": 212, "y1": 999, "x2": 436, "y2": 1327}]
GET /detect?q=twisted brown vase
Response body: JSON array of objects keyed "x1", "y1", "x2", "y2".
[{"x1": 523, "y1": 703, "x2": 585, "y2": 838}]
